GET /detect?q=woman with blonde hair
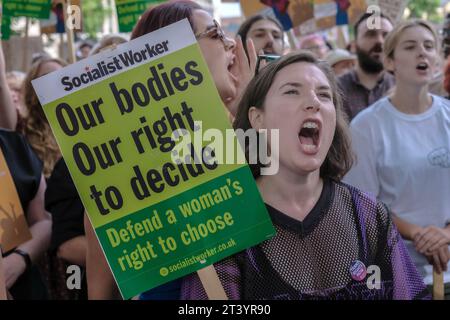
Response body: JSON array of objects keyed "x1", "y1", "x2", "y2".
[
  {"x1": 19, "y1": 57, "x2": 67, "y2": 178},
  {"x1": 345, "y1": 20, "x2": 450, "y2": 299}
]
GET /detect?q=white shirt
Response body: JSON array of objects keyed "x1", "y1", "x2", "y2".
[{"x1": 344, "y1": 95, "x2": 450, "y2": 285}]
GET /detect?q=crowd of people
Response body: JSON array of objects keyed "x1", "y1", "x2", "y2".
[{"x1": 1, "y1": 0, "x2": 450, "y2": 300}]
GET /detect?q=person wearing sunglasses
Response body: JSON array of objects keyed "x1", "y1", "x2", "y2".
[
  {"x1": 83, "y1": 0, "x2": 257, "y2": 300},
  {"x1": 129, "y1": 1, "x2": 256, "y2": 118}
]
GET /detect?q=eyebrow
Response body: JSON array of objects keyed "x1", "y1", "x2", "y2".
[
  {"x1": 279, "y1": 82, "x2": 301, "y2": 90},
  {"x1": 401, "y1": 39, "x2": 434, "y2": 45},
  {"x1": 279, "y1": 82, "x2": 331, "y2": 91},
  {"x1": 251, "y1": 28, "x2": 281, "y2": 33}
]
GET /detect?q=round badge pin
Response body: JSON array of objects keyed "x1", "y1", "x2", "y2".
[{"x1": 350, "y1": 260, "x2": 367, "y2": 281}]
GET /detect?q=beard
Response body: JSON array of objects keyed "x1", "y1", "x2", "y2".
[{"x1": 356, "y1": 43, "x2": 384, "y2": 74}]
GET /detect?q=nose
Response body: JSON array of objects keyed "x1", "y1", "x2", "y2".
[
  {"x1": 304, "y1": 93, "x2": 321, "y2": 112},
  {"x1": 375, "y1": 32, "x2": 385, "y2": 45},
  {"x1": 266, "y1": 33, "x2": 274, "y2": 43},
  {"x1": 417, "y1": 45, "x2": 427, "y2": 57}
]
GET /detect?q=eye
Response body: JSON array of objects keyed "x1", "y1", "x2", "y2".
[
  {"x1": 404, "y1": 45, "x2": 415, "y2": 50},
  {"x1": 284, "y1": 89, "x2": 299, "y2": 95},
  {"x1": 425, "y1": 43, "x2": 435, "y2": 50},
  {"x1": 318, "y1": 92, "x2": 332, "y2": 100},
  {"x1": 254, "y1": 32, "x2": 265, "y2": 38},
  {"x1": 210, "y1": 30, "x2": 220, "y2": 39}
]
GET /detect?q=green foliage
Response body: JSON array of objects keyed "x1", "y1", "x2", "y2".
[
  {"x1": 81, "y1": 0, "x2": 112, "y2": 38},
  {"x1": 407, "y1": 0, "x2": 442, "y2": 23}
]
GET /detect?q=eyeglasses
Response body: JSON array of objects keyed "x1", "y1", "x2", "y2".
[
  {"x1": 255, "y1": 54, "x2": 281, "y2": 76},
  {"x1": 195, "y1": 20, "x2": 234, "y2": 50}
]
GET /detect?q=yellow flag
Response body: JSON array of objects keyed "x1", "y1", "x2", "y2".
[{"x1": 0, "y1": 148, "x2": 32, "y2": 253}]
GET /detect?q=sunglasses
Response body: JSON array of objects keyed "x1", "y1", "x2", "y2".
[
  {"x1": 255, "y1": 54, "x2": 281, "y2": 76},
  {"x1": 195, "y1": 20, "x2": 234, "y2": 50}
]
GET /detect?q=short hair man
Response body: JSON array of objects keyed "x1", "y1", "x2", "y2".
[{"x1": 337, "y1": 12, "x2": 394, "y2": 120}]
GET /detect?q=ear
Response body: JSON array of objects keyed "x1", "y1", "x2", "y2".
[{"x1": 248, "y1": 106, "x2": 264, "y2": 131}]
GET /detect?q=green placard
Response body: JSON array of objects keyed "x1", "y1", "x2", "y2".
[
  {"x1": 1, "y1": 16, "x2": 11, "y2": 40},
  {"x1": 115, "y1": 0, "x2": 165, "y2": 33},
  {"x1": 3, "y1": 0, "x2": 52, "y2": 19},
  {"x1": 32, "y1": 20, "x2": 275, "y2": 299}
]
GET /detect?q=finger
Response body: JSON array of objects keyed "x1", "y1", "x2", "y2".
[
  {"x1": 427, "y1": 238, "x2": 449, "y2": 253},
  {"x1": 413, "y1": 227, "x2": 428, "y2": 244},
  {"x1": 246, "y1": 38, "x2": 257, "y2": 72},
  {"x1": 422, "y1": 231, "x2": 448, "y2": 253},
  {"x1": 418, "y1": 234, "x2": 441, "y2": 253},
  {"x1": 415, "y1": 229, "x2": 436, "y2": 252},
  {"x1": 234, "y1": 36, "x2": 246, "y2": 69}
]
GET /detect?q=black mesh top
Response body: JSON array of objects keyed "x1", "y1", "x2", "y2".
[{"x1": 180, "y1": 180, "x2": 430, "y2": 300}]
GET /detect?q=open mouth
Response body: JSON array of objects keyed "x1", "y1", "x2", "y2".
[
  {"x1": 416, "y1": 62, "x2": 429, "y2": 71},
  {"x1": 298, "y1": 120, "x2": 321, "y2": 153}
]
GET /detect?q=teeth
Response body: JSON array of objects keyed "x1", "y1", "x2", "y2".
[{"x1": 302, "y1": 121, "x2": 318, "y2": 129}]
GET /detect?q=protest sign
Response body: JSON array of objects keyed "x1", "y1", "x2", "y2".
[
  {"x1": 1, "y1": 16, "x2": 11, "y2": 40},
  {"x1": 240, "y1": 0, "x2": 270, "y2": 17},
  {"x1": 293, "y1": 0, "x2": 368, "y2": 35},
  {"x1": 32, "y1": 19, "x2": 275, "y2": 299},
  {"x1": 378, "y1": 0, "x2": 408, "y2": 25},
  {"x1": 3, "y1": 0, "x2": 52, "y2": 19},
  {"x1": 115, "y1": 0, "x2": 165, "y2": 33},
  {"x1": 240, "y1": 0, "x2": 371, "y2": 36},
  {"x1": 0, "y1": 149, "x2": 32, "y2": 253}
]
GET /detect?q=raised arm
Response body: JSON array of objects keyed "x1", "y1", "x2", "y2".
[
  {"x1": 0, "y1": 41, "x2": 17, "y2": 130},
  {"x1": 2, "y1": 175, "x2": 51, "y2": 289}
]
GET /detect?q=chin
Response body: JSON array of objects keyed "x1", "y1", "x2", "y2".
[{"x1": 293, "y1": 160, "x2": 323, "y2": 175}]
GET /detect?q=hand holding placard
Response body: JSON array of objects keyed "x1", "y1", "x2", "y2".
[{"x1": 32, "y1": 20, "x2": 275, "y2": 299}]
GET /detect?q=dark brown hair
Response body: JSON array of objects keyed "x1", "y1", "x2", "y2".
[
  {"x1": 131, "y1": 0, "x2": 202, "y2": 40},
  {"x1": 445, "y1": 57, "x2": 450, "y2": 95},
  {"x1": 237, "y1": 14, "x2": 283, "y2": 56},
  {"x1": 233, "y1": 51, "x2": 353, "y2": 181}
]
